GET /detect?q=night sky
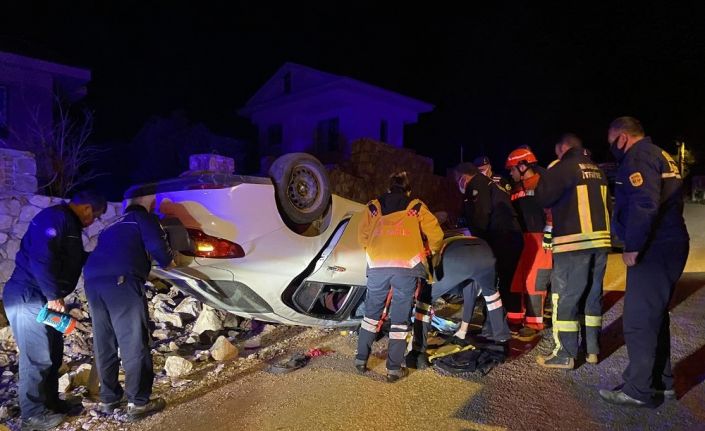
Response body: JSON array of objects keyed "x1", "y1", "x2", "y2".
[{"x1": 3, "y1": 2, "x2": 705, "y2": 198}]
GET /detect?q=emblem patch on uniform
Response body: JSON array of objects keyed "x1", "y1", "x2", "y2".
[
  {"x1": 45, "y1": 227, "x2": 57, "y2": 238},
  {"x1": 629, "y1": 172, "x2": 643, "y2": 187},
  {"x1": 472, "y1": 189, "x2": 479, "y2": 197}
]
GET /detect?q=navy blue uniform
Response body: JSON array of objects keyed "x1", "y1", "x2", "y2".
[
  {"x1": 2, "y1": 204, "x2": 86, "y2": 419},
  {"x1": 613, "y1": 137, "x2": 689, "y2": 402},
  {"x1": 84, "y1": 205, "x2": 172, "y2": 407},
  {"x1": 460, "y1": 174, "x2": 523, "y2": 307}
]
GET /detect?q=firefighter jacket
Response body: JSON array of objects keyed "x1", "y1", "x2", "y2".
[
  {"x1": 510, "y1": 173, "x2": 550, "y2": 233},
  {"x1": 613, "y1": 137, "x2": 689, "y2": 253},
  {"x1": 84, "y1": 205, "x2": 173, "y2": 281},
  {"x1": 358, "y1": 192, "x2": 443, "y2": 278},
  {"x1": 8, "y1": 204, "x2": 86, "y2": 301},
  {"x1": 461, "y1": 174, "x2": 521, "y2": 241},
  {"x1": 535, "y1": 147, "x2": 611, "y2": 253}
]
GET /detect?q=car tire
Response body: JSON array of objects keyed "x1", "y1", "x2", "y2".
[{"x1": 269, "y1": 153, "x2": 331, "y2": 225}]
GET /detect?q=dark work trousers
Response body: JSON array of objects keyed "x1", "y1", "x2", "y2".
[
  {"x1": 552, "y1": 249, "x2": 607, "y2": 358},
  {"x1": 622, "y1": 241, "x2": 689, "y2": 402},
  {"x1": 431, "y1": 238, "x2": 511, "y2": 342},
  {"x1": 356, "y1": 269, "x2": 417, "y2": 373},
  {"x1": 3, "y1": 282, "x2": 63, "y2": 419},
  {"x1": 85, "y1": 276, "x2": 154, "y2": 406},
  {"x1": 487, "y1": 231, "x2": 523, "y2": 308},
  {"x1": 412, "y1": 280, "x2": 433, "y2": 354}
]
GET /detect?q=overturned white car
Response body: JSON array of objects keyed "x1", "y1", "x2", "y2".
[{"x1": 126, "y1": 154, "x2": 371, "y2": 327}]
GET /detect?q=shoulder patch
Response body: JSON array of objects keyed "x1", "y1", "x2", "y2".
[{"x1": 629, "y1": 172, "x2": 643, "y2": 187}]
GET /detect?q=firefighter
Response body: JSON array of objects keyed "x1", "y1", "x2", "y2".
[
  {"x1": 504, "y1": 148, "x2": 552, "y2": 339},
  {"x1": 83, "y1": 196, "x2": 173, "y2": 421},
  {"x1": 355, "y1": 172, "x2": 444, "y2": 382},
  {"x1": 2, "y1": 191, "x2": 106, "y2": 430},
  {"x1": 599, "y1": 117, "x2": 689, "y2": 407},
  {"x1": 534, "y1": 133, "x2": 610, "y2": 369},
  {"x1": 473, "y1": 155, "x2": 512, "y2": 193},
  {"x1": 455, "y1": 162, "x2": 523, "y2": 311}
]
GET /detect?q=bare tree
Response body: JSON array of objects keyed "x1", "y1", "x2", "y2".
[{"x1": 23, "y1": 99, "x2": 105, "y2": 197}]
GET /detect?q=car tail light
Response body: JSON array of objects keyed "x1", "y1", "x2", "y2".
[{"x1": 182, "y1": 228, "x2": 245, "y2": 258}]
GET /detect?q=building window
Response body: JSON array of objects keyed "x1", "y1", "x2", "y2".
[
  {"x1": 267, "y1": 124, "x2": 283, "y2": 154},
  {"x1": 379, "y1": 119, "x2": 388, "y2": 142},
  {"x1": 316, "y1": 117, "x2": 340, "y2": 152},
  {"x1": 283, "y1": 72, "x2": 292, "y2": 94}
]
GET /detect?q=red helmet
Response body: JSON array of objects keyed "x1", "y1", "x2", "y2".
[{"x1": 505, "y1": 148, "x2": 538, "y2": 169}]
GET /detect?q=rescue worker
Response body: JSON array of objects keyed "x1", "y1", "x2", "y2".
[
  {"x1": 535, "y1": 133, "x2": 610, "y2": 369},
  {"x1": 599, "y1": 117, "x2": 689, "y2": 407},
  {"x1": 432, "y1": 236, "x2": 511, "y2": 343},
  {"x1": 455, "y1": 162, "x2": 523, "y2": 311},
  {"x1": 83, "y1": 196, "x2": 173, "y2": 421},
  {"x1": 3, "y1": 191, "x2": 106, "y2": 431},
  {"x1": 408, "y1": 235, "x2": 511, "y2": 369},
  {"x1": 355, "y1": 172, "x2": 443, "y2": 382},
  {"x1": 504, "y1": 148, "x2": 552, "y2": 339},
  {"x1": 473, "y1": 155, "x2": 512, "y2": 193}
]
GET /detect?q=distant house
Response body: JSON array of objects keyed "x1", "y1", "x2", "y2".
[
  {"x1": 238, "y1": 63, "x2": 433, "y2": 164},
  {"x1": 0, "y1": 50, "x2": 90, "y2": 150}
]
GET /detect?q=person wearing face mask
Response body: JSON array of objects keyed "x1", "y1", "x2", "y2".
[
  {"x1": 2, "y1": 190, "x2": 106, "y2": 430},
  {"x1": 534, "y1": 133, "x2": 611, "y2": 369},
  {"x1": 473, "y1": 155, "x2": 512, "y2": 193},
  {"x1": 599, "y1": 117, "x2": 689, "y2": 407},
  {"x1": 454, "y1": 162, "x2": 522, "y2": 341},
  {"x1": 504, "y1": 148, "x2": 553, "y2": 340}
]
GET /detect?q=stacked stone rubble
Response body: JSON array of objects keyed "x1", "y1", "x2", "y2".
[{"x1": 329, "y1": 138, "x2": 462, "y2": 222}]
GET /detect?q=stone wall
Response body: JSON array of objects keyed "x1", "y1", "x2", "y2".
[
  {"x1": 0, "y1": 148, "x2": 38, "y2": 195},
  {"x1": 0, "y1": 194, "x2": 123, "y2": 295},
  {"x1": 329, "y1": 138, "x2": 462, "y2": 223}
]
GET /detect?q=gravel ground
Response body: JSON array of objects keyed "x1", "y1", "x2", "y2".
[{"x1": 5, "y1": 205, "x2": 705, "y2": 431}]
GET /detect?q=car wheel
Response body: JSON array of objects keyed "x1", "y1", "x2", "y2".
[{"x1": 269, "y1": 153, "x2": 331, "y2": 225}]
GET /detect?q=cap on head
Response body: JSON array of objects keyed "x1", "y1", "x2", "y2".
[{"x1": 505, "y1": 148, "x2": 538, "y2": 169}]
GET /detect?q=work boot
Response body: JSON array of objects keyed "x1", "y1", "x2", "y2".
[
  {"x1": 586, "y1": 353, "x2": 599, "y2": 364},
  {"x1": 386, "y1": 368, "x2": 408, "y2": 383},
  {"x1": 126, "y1": 398, "x2": 166, "y2": 422},
  {"x1": 599, "y1": 389, "x2": 649, "y2": 408},
  {"x1": 21, "y1": 411, "x2": 65, "y2": 431},
  {"x1": 536, "y1": 353, "x2": 574, "y2": 369},
  {"x1": 406, "y1": 351, "x2": 430, "y2": 370},
  {"x1": 98, "y1": 394, "x2": 128, "y2": 414},
  {"x1": 354, "y1": 359, "x2": 368, "y2": 374},
  {"x1": 517, "y1": 327, "x2": 541, "y2": 340}
]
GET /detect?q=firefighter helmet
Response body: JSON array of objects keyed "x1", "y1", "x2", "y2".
[{"x1": 505, "y1": 148, "x2": 538, "y2": 169}]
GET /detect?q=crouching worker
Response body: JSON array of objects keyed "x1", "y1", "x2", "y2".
[
  {"x1": 432, "y1": 236, "x2": 511, "y2": 344},
  {"x1": 84, "y1": 196, "x2": 173, "y2": 421},
  {"x1": 355, "y1": 172, "x2": 444, "y2": 382},
  {"x1": 408, "y1": 236, "x2": 511, "y2": 369}
]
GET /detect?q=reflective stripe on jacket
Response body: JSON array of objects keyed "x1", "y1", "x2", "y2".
[
  {"x1": 358, "y1": 195, "x2": 443, "y2": 276},
  {"x1": 535, "y1": 147, "x2": 611, "y2": 253}
]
